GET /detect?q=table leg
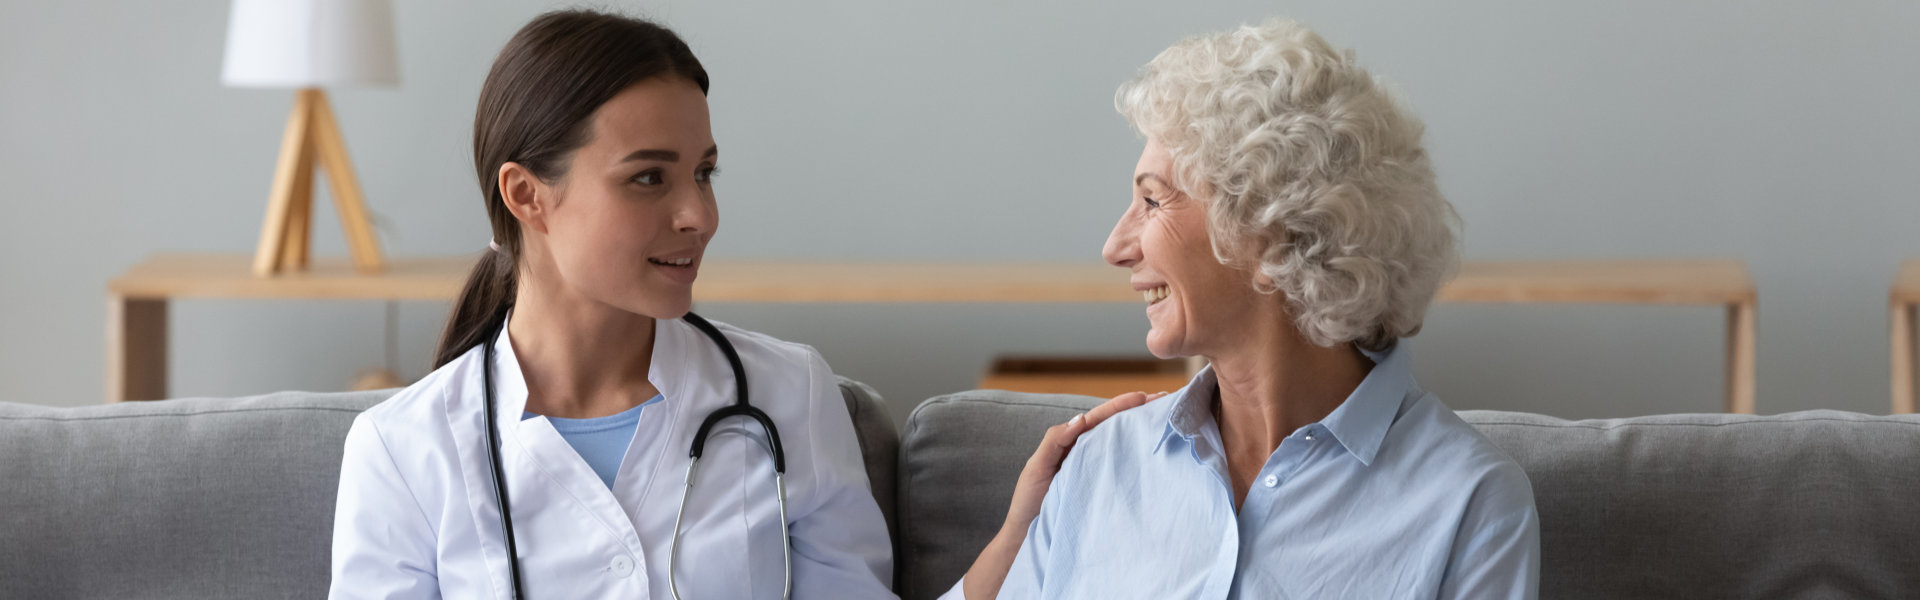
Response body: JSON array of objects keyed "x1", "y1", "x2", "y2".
[
  {"x1": 1893, "y1": 302, "x2": 1915, "y2": 414},
  {"x1": 1724, "y1": 302, "x2": 1757, "y2": 414},
  {"x1": 107, "y1": 296, "x2": 168, "y2": 402}
]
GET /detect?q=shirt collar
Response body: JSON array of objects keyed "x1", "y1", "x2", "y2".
[
  {"x1": 1153, "y1": 366, "x2": 1219, "y2": 455},
  {"x1": 1319, "y1": 342, "x2": 1414, "y2": 466},
  {"x1": 1151, "y1": 342, "x2": 1417, "y2": 466}
]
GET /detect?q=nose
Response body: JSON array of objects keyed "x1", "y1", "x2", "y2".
[
  {"x1": 673, "y1": 186, "x2": 717, "y2": 235},
  {"x1": 1102, "y1": 205, "x2": 1140, "y2": 268}
]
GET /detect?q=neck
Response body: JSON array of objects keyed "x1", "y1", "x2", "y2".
[
  {"x1": 1207, "y1": 324, "x2": 1373, "y2": 471},
  {"x1": 507, "y1": 262, "x2": 660, "y2": 419}
]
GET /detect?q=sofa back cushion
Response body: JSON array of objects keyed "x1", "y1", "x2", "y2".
[
  {"x1": 894, "y1": 392, "x2": 1920, "y2": 600},
  {"x1": 896, "y1": 391, "x2": 1098, "y2": 600},
  {"x1": 0, "y1": 391, "x2": 390, "y2": 599},
  {"x1": 1460, "y1": 409, "x2": 1920, "y2": 599},
  {"x1": 0, "y1": 378, "x2": 895, "y2": 599}
]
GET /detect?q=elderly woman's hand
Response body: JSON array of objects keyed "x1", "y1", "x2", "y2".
[{"x1": 960, "y1": 390, "x2": 1164, "y2": 599}]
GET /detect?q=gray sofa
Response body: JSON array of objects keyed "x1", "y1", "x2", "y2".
[{"x1": 4, "y1": 382, "x2": 1918, "y2": 599}]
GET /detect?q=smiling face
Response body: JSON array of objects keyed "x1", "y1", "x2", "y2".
[
  {"x1": 1102, "y1": 139, "x2": 1268, "y2": 359},
  {"x1": 507, "y1": 76, "x2": 718, "y2": 319}
]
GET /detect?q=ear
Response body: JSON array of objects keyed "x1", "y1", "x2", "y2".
[{"x1": 498, "y1": 162, "x2": 552, "y2": 235}]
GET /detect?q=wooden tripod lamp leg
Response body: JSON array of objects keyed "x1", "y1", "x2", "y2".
[
  {"x1": 309, "y1": 90, "x2": 385, "y2": 274},
  {"x1": 279, "y1": 133, "x2": 315, "y2": 271},
  {"x1": 253, "y1": 88, "x2": 318, "y2": 277}
]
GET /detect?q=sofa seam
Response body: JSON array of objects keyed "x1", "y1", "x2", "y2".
[
  {"x1": 919, "y1": 395, "x2": 1098, "y2": 412},
  {"x1": 0, "y1": 406, "x2": 371, "y2": 422},
  {"x1": 1469, "y1": 417, "x2": 1920, "y2": 431}
]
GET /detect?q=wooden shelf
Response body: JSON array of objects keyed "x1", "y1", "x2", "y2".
[
  {"x1": 110, "y1": 253, "x2": 1753, "y2": 305},
  {"x1": 111, "y1": 254, "x2": 468, "y2": 300},
  {"x1": 105, "y1": 253, "x2": 1758, "y2": 412},
  {"x1": 1442, "y1": 259, "x2": 1754, "y2": 305}
]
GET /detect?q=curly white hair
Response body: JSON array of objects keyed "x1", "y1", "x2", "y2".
[{"x1": 1115, "y1": 19, "x2": 1460, "y2": 351}]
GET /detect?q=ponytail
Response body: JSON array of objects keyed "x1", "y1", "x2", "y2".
[{"x1": 433, "y1": 247, "x2": 517, "y2": 368}]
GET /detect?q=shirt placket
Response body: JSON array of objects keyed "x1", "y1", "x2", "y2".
[
  {"x1": 1226, "y1": 424, "x2": 1322, "y2": 598},
  {"x1": 1186, "y1": 433, "x2": 1241, "y2": 600}
]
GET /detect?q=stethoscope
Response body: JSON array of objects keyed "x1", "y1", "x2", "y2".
[{"x1": 481, "y1": 311, "x2": 791, "y2": 599}]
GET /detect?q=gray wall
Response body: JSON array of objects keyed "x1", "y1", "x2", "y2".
[{"x1": 3, "y1": 0, "x2": 1915, "y2": 422}]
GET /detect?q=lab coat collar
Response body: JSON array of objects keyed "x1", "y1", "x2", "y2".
[
  {"x1": 486, "y1": 311, "x2": 532, "y2": 425},
  {"x1": 487, "y1": 310, "x2": 695, "y2": 429}
]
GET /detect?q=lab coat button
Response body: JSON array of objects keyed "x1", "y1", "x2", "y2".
[{"x1": 611, "y1": 555, "x2": 635, "y2": 577}]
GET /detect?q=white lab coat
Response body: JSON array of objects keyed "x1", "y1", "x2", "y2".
[{"x1": 329, "y1": 314, "x2": 896, "y2": 599}]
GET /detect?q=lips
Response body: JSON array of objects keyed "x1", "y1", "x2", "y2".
[
  {"x1": 647, "y1": 245, "x2": 701, "y2": 268},
  {"x1": 647, "y1": 249, "x2": 701, "y2": 285}
]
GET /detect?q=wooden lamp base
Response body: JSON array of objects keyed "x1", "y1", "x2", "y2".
[{"x1": 253, "y1": 87, "x2": 384, "y2": 277}]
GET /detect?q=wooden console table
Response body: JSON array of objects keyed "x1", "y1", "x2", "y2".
[
  {"x1": 1891, "y1": 260, "x2": 1920, "y2": 413},
  {"x1": 108, "y1": 253, "x2": 1757, "y2": 412}
]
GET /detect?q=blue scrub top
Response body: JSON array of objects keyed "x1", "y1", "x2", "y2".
[{"x1": 524, "y1": 394, "x2": 664, "y2": 489}]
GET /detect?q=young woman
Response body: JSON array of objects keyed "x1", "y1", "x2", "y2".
[{"x1": 328, "y1": 11, "x2": 894, "y2": 599}]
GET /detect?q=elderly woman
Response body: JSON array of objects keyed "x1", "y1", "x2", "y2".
[{"x1": 954, "y1": 20, "x2": 1539, "y2": 599}]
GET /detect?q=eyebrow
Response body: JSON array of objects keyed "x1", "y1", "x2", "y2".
[
  {"x1": 1135, "y1": 172, "x2": 1169, "y2": 187},
  {"x1": 620, "y1": 145, "x2": 719, "y2": 163}
]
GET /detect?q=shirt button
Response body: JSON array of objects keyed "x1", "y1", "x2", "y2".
[
  {"x1": 1304, "y1": 431, "x2": 1316, "y2": 441},
  {"x1": 610, "y1": 555, "x2": 635, "y2": 577},
  {"x1": 1263, "y1": 474, "x2": 1279, "y2": 488}
]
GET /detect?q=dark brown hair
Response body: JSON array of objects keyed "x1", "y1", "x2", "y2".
[{"x1": 434, "y1": 10, "x2": 709, "y2": 368}]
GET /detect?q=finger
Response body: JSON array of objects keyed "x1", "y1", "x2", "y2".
[
  {"x1": 1082, "y1": 392, "x2": 1155, "y2": 429},
  {"x1": 1082, "y1": 392, "x2": 1146, "y2": 423},
  {"x1": 1045, "y1": 420, "x2": 1077, "y2": 447},
  {"x1": 1032, "y1": 420, "x2": 1079, "y2": 461},
  {"x1": 1025, "y1": 426, "x2": 1081, "y2": 476}
]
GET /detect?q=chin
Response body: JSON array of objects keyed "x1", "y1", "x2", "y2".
[{"x1": 1143, "y1": 329, "x2": 1185, "y2": 360}]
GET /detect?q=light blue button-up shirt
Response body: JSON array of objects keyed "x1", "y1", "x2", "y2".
[{"x1": 996, "y1": 344, "x2": 1539, "y2": 599}]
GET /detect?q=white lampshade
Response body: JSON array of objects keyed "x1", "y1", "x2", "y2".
[{"x1": 222, "y1": 0, "x2": 399, "y2": 88}]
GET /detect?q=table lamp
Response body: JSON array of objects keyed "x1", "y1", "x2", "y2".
[{"x1": 223, "y1": 0, "x2": 397, "y2": 276}]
